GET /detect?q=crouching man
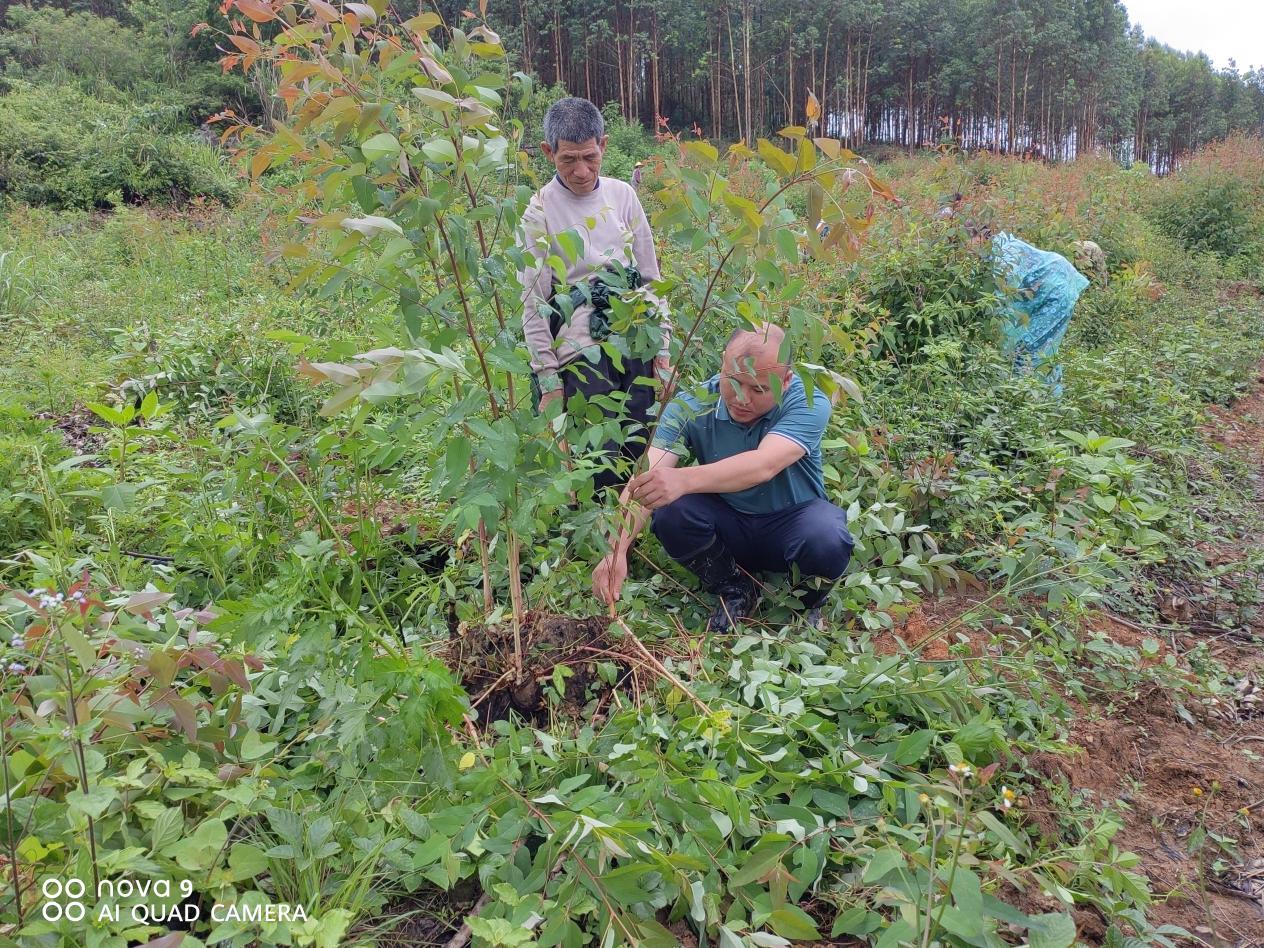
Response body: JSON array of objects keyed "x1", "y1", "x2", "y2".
[{"x1": 592, "y1": 324, "x2": 854, "y2": 630}]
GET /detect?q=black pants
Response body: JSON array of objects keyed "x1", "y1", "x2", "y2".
[
  {"x1": 557, "y1": 350, "x2": 656, "y2": 494},
  {"x1": 651, "y1": 494, "x2": 854, "y2": 607}
]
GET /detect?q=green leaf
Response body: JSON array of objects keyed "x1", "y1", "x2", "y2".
[
  {"x1": 86, "y1": 401, "x2": 127, "y2": 426},
  {"x1": 875, "y1": 918, "x2": 919, "y2": 948},
  {"x1": 938, "y1": 905, "x2": 984, "y2": 940},
  {"x1": 60, "y1": 623, "x2": 97, "y2": 670},
  {"x1": 723, "y1": 190, "x2": 764, "y2": 231},
  {"x1": 1027, "y1": 912, "x2": 1077, "y2": 948},
  {"x1": 975, "y1": 810, "x2": 1029, "y2": 855},
  {"x1": 861, "y1": 846, "x2": 905, "y2": 884},
  {"x1": 150, "y1": 807, "x2": 183, "y2": 853},
  {"x1": 421, "y1": 138, "x2": 459, "y2": 164},
  {"x1": 67, "y1": 785, "x2": 117, "y2": 821},
  {"x1": 683, "y1": 140, "x2": 719, "y2": 163},
  {"x1": 240, "y1": 730, "x2": 277, "y2": 760},
  {"x1": 413, "y1": 87, "x2": 457, "y2": 111},
  {"x1": 767, "y1": 905, "x2": 821, "y2": 940},
  {"x1": 774, "y1": 226, "x2": 799, "y2": 262},
  {"x1": 301, "y1": 908, "x2": 354, "y2": 948},
  {"x1": 830, "y1": 906, "x2": 881, "y2": 937},
  {"x1": 228, "y1": 842, "x2": 269, "y2": 881},
  {"x1": 361, "y1": 132, "x2": 401, "y2": 163},
  {"x1": 982, "y1": 894, "x2": 1032, "y2": 926},
  {"x1": 951, "y1": 867, "x2": 984, "y2": 918},
  {"x1": 757, "y1": 138, "x2": 796, "y2": 177},
  {"x1": 727, "y1": 834, "x2": 791, "y2": 887},
  {"x1": 101, "y1": 482, "x2": 141, "y2": 511},
  {"x1": 444, "y1": 436, "x2": 472, "y2": 488},
  {"x1": 893, "y1": 728, "x2": 934, "y2": 765},
  {"x1": 342, "y1": 215, "x2": 404, "y2": 238},
  {"x1": 600, "y1": 863, "x2": 655, "y2": 905},
  {"x1": 167, "y1": 818, "x2": 228, "y2": 872}
]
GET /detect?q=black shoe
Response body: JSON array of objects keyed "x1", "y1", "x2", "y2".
[
  {"x1": 708, "y1": 573, "x2": 759, "y2": 632},
  {"x1": 795, "y1": 579, "x2": 837, "y2": 632},
  {"x1": 681, "y1": 542, "x2": 759, "y2": 632}
]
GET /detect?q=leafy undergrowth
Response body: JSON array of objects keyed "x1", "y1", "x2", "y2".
[{"x1": 4, "y1": 113, "x2": 1264, "y2": 948}]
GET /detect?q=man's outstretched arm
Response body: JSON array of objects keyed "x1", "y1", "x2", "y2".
[{"x1": 627, "y1": 434, "x2": 805, "y2": 510}]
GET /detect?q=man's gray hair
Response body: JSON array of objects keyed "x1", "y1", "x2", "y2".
[{"x1": 543, "y1": 97, "x2": 604, "y2": 149}]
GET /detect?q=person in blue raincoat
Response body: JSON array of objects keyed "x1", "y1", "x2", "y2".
[{"x1": 987, "y1": 232, "x2": 1089, "y2": 395}]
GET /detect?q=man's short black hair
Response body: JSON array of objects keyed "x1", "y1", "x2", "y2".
[{"x1": 543, "y1": 97, "x2": 604, "y2": 150}]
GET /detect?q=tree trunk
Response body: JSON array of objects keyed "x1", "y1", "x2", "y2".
[
  {"x1": 627, "y1": 1, "x2": 636, "y2": 122},
  {"x1": 787, "y1": 31, "x2": 794, "y2": 130},
  {"x1": 994, "y1": 42, "x2": 1003, "y2": 152},
  {"x1": 518, "y1": 0, "x2": 533, "y2": 77},
  {"x1": 652, "y1": 11, "x2": 661, "y2": 125},
  {"x1": 727, "y1": 10, "x2": 743, "y2": 144},
  {"x1": 742, "y1": 0, "x2": 753, "y2": 145}
]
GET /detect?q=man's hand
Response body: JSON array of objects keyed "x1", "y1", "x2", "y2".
[
  {"x1": 592, "y1": 551, "x2": 629, "y2": 605},
  {"x1": 539, "y1": 388, "x2": 563, "y2": 414},
  {"x1": 628, "y1": 465, "x2": 690, "y2": 510}
]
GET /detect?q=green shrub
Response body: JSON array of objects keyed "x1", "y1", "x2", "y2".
[
  {"x1": 0, "y1": 81, "x2": 240, "y2": 209},
  {"x1": 1153, "y1": 176, "x2": 1255, "y2": 257},
  {"x1": 0, "y1": 6, "x2": 253, "y2": 122},
  {"x1": 844, "y1": 219, "x2": 1002, "y2": 361}
]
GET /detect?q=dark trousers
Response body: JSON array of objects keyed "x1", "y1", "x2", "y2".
[
  {"x1": 558, "y1": 350, "x2": 656, "y2": 493},
  {"x1": 651, "y1": 495, "x2": 854, "y2": 607}
]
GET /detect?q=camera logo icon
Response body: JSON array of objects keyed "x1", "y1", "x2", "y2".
[{"x1": 41, "y1": 877, "x2": 87, "y2": 922}]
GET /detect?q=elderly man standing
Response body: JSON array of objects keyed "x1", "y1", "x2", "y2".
[
  {"x1": 519, "y1": 96, "x2": 673, "y2": 493},
  {"x1": 592, "y1": 324, "x2": 854, "y2": 631}
]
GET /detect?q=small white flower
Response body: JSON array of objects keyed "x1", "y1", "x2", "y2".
[
  {"x1": 7, "y1": 662, "x2": 26, "y2": 674},
  {"x1": 10, "y1": 635, "x2": 23, "y2": 649},
  {"x1": 70, "y1": 591, "x2": 86, "y2": 603},
  {"x1": 949, "y1": 763, "x2": 973, "y2": 779}
]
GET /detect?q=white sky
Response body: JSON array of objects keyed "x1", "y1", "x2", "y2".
[{"x1": 1123, "y1": 0, "x2": 1263, "y2": 71}]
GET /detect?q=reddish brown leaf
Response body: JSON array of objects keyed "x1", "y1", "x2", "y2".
[
  {"x1": 309, "y1": 0, "x2": 339, "y2": 22},
  {"x1": 233, "y1": 0, "x2": 274, "y2": 23},
  {"x1": 124, "y1": 591, "x2": 175, "y2": 616},
  {"x1": 218, "y1": 659, "x2": 251, "y2": 690},
  {"x1": 163, "y1": 695, "x2": 198, "y2": 740}
]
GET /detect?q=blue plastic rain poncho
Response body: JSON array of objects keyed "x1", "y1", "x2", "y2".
[{"x1": 990, "y1": 232, "x2": 1089, "y2": 394}]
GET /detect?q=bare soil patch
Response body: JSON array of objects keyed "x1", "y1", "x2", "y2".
[
  {"x1": 445, "y1": 611, "x2": 621, "y2": 723},
  {"x1": 1019, "y1": 359, "x2": 1264, "y2": 945},
  {"x1": 1024, "y1": 642, "x2": 1264, "y2": 945},
  {"x1": 37, "y1": 404, "x2": 105, "y2": 456}
]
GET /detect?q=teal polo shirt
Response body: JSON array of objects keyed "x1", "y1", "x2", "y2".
[{"x1": 651, "y1": 374, "x2": 831, "y2": 515}]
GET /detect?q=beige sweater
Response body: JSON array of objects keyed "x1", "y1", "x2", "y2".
[{"x1": 518, "y1": 175, "x2": 671, "y2": 391}]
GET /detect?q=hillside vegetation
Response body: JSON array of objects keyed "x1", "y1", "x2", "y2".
[{"x1": 1, "y1": 4, "x2": 1263, "y2": 948}]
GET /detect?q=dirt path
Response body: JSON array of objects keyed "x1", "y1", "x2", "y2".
[
  {"x1": 1031, "y1": 364, "x2": 1264, "y2": 946},
  {"x1": 881, "y1": 362, "x2": 1264, "y2": 945}
]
